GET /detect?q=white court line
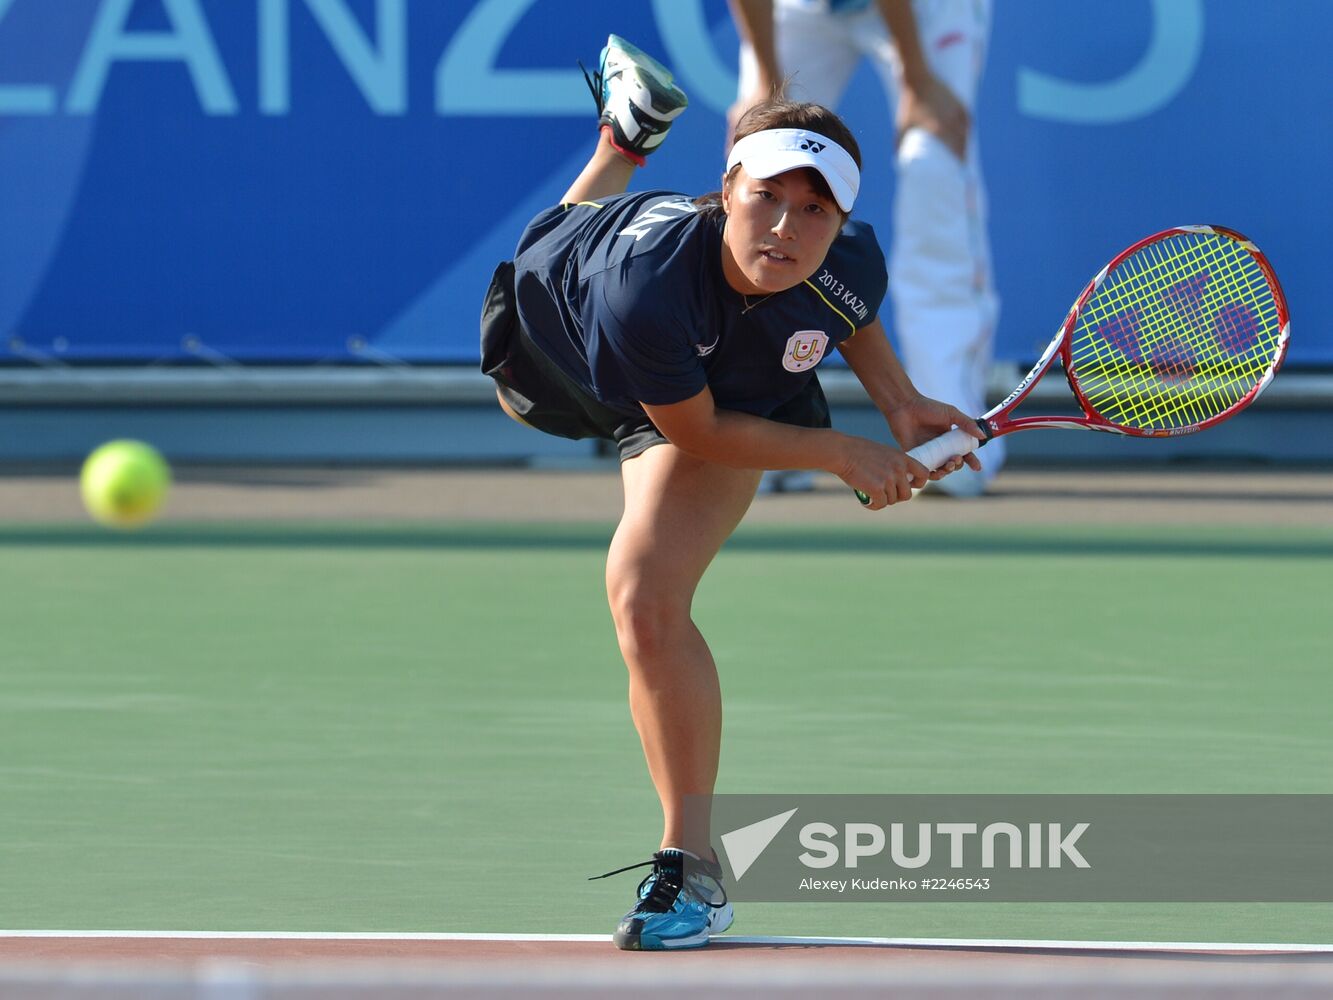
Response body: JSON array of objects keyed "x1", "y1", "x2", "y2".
[{"x1": 1, "y1": 931, "x2": 1331, "y2": 952}]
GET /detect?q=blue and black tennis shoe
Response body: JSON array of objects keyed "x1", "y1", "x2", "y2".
[{"x1": 592, "y1": 848, "x2": 733, "y2": 951}]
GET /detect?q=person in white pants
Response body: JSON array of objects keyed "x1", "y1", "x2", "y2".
[{"x1": 731, "y1": 0, "x2": 1003, "y2": 496}]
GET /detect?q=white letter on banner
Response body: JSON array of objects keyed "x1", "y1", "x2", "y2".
[
  {"x1": 981, "y1": 822, "x2": 1024, "y2": 869},
  {"x1": 937, "y1": 823, "x2": 978, "y2": 868},
  {"x1": 259, "y1": 0, "x2": 288, "y2": 114},
  {"x1": 797, "y1": 822, "x2": 840, "y2": 868},
  {"x1": 650, "y1": 0, "x2": 735, "y2": 115},
  {"x1": 1018, "y1": 0, "x2": 1203, "y2": 123},
  {"x1": 890, "y1": 823, "x2": 932, "y2": 869},
  {"x1": 844, "y1": 823, "x2": 886, "y2": 869},
  {"x1": 66, "y1": 0, "x2": 237, "y2": 115},
  {"x1": 438, "y1": 0, "x2": 586, "y2": 115},
  {"x1": 261, "y1": 0, "x2": 405, "y2": 115},
  {"x1": 1048, "y1": 823, "x2": 1091, "y2": 868},
  {"x1": 0, "y1": 0, "x2": 57, "y2": 114}
]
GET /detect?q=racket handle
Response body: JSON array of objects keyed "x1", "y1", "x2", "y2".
[
  {"x1": 907, "y1": 425, "x2": 985, "y2": 472},
  {"x1": 853, "y1": 420, "x2": 990, "y2": 506}
]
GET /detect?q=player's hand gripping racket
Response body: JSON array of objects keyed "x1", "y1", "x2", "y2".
[{"x1": 857, "y1": 225, "x2": 1289, "y2": 504}]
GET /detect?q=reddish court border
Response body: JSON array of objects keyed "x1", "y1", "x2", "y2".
[
  {"x1": 3, "y1": 932, "x2": 1332, "y2": 964},
  {"x1": 2, "y1": 934, "x2": 1333, "y2": 1000}
]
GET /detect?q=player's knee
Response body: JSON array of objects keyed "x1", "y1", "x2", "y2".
[{"x1": 607, "y1": 582, "x2": 689, "y2": 667}]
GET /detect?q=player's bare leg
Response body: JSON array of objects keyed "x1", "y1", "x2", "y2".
[
  {"x1": 607, "y1": 445, "x2": 760, "y2": 858},
  {"x1": 560, "y1": 130, "x2": 637, "y2": 205},
  {"x1": 560, "y1": 32, "x2": 687, "y2": 207}
]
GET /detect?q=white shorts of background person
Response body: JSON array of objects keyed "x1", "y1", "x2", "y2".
[{"x1": 740, "y1": 0, "x2": 1004, "y2": 496}]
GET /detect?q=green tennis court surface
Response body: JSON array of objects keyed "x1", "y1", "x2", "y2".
[{"x1": 2, "y1": 521, "x2": 1330, "y2": 943}]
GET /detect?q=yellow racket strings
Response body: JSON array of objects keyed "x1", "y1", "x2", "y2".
[{"x1": 1068, "y1": 232, "x2": 1281, "y2": 432}]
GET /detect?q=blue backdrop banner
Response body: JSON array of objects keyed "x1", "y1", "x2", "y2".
[{"x1": 0, "y1": 0, "x2": 1324, "y2": 364}]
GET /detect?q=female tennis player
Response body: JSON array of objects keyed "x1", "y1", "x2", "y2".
[{"x1": 481, "y1": 34, "x2": 982, "y2": 950}]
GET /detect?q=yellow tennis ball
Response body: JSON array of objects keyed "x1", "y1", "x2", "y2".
[{"x1": 80, "y1": 440, "x2": 171, "y2": 528}]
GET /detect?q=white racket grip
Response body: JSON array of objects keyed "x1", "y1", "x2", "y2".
[{"x1": 907, "y1": 427, "x2": 982, "y2": 472}]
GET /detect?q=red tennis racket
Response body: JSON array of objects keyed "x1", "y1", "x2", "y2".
[{"x1": 858, "y1": 225, "x2": 1289, "y2": 502}]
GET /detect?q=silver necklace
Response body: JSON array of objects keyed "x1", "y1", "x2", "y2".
[{"x1": 741, "y1": 292, "x2": 775, "y2": 314}]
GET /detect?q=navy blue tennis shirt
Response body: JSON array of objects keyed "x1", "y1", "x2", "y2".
[{"x1": 511, "y1": 190, "x2": 887, "y2": 419}]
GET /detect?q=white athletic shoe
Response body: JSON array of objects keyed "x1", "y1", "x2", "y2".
[{"x1": 581, "y1": 34, "x2": 688, "y2": 166}]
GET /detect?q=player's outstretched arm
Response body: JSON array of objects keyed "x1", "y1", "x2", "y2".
[
  {"x1": 838, "y1": 317, "x2": 984, "y2": 472},
  {"x1": 643, "y1": 387, "x2": 932, "y2": 509}
]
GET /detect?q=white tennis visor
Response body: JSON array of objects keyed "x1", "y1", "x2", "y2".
[{"x1": 726, "y1": 128, "x2": 860, "y2": 213}]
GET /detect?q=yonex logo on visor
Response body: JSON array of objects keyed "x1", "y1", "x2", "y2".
[{"x1": 727, "y1": 128, "x2": 860, "y2": 212}]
